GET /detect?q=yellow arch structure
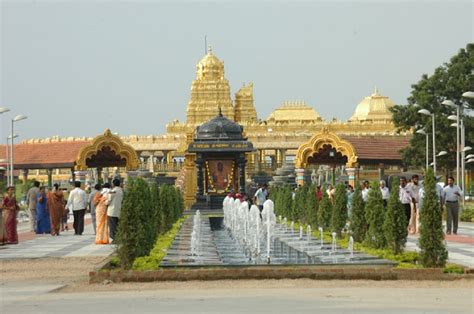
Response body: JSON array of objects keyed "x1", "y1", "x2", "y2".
[
  {"x1": 295, "y1": 127, "x2": 358, "y2": 169},
  {"x1": 75, "y1": 129, "x2": 140, "y2": 171}
]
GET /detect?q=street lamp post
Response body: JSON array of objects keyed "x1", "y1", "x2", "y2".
[
  {"x1": 10, "y1": 115, "x2": 27, "y2": 186},
  {"x1": 418, "y1": 109, "x2": 436, "y2": 174},
  {"x1": 0, "y1": 108, "x2": 10, "y2": 185},
  {"x1": 416, "y1": 129, "x2": 429, "y2": 170},
  {"x1": 443, "y1": 100, "x2": 460, "y2": 184}
]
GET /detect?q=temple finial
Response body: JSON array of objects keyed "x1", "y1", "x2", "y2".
[
  {"x1": 208, "y1": 45, "x2": 213, "y2": 54},
  {"x1": 373, "y1": 86, "x2": 379, "y2": 95}
]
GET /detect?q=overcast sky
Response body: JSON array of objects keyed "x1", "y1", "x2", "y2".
[{"x1": 1, "y1": 0, "x2": 472, "y2": 141}]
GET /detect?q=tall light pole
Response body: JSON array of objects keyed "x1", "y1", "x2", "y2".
[
  {"x1": 10, "y1": 115, "x2": 27, "y2": 186},
  {"x1": 442, "y1": 100, "x2": 460, "y2": 185},
  {"x1": 418, "y1": 109, "x2": 436, "y2": 174},
  {"x1": 416, "y1": 128, "x2": 429, "y2": 170},
  {"x1": 0, "y1": 108, "x2": 10, "y2": 185},
  {"x1": 462, "y1": 91, "x2": 474, "y2": 197},
  {"x1": 6, "y1": 134, "x2": 18, "y2": 186}
]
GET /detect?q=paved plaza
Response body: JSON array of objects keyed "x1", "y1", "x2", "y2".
[{"x1": 0, "y1": 214, "x2": 114, "y2": 260}]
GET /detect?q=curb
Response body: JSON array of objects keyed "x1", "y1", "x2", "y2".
[{"x1": 89, "y1": 265, "x2": 474, "y2": 283}]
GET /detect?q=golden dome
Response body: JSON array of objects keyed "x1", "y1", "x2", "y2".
[
  {"x1": 196, "y1": 46, "x2": 225, "y2": 81},
  {"x1": 267, "y1": 101, "x2": 323, "y2": 122},
  {"x1": 349, "y1": 88, "x2": 395, "y2": 122}
]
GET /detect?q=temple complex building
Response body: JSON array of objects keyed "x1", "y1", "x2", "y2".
[{"x1": 1, "y1": 47, "x2": 412, "y2": 207}]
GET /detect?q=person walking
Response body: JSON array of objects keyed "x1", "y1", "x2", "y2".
[
  {"x1": 443, "y1": 176, "x2": 463, "y2": 235},
  {"x1": 107, "y1": 179, "x2": 123, "y2": 242},
  {"x1": 66, "y1": 181, "x2": 87, "y2": 235},
  {"x1": 88, "y1": 184, "x2": 101, "y2": 234},
  {"x1": 36, "y1": 186, "x2": 51, "y2": 234},
  {"x1": 47, "y1": 183, "x2": 65, "y2": 236},
  {"x1": 253, "y1": 184, "x2": 268, "y2": 212},
  {"x1": 361, "y1": 181, "x2": 370, "y2": 203},
  {"x1": 399, "y1": 176, "x2": 415, "y2": 228},
  {"x1": 380, "y1": 180, "x2": 390, "y2": 208},
  {"x1": 26, "y1": 181, "x2": 40, "y2": 232},
  {"x1": 94, "y1": 183, "x2": 110, "y2": 245},
  {"x1": 407, "y1": 175, "x2": 421, "y2": 234},
  {"x1": 2, "y1": 186, "x2": 19, "y2": 244}
]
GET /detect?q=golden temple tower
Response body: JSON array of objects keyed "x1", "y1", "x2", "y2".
[
  {"x1": 234, "y1": 83, "x2": 257, "y2": 123},
  {"x1": 186, "y1": 46, "x2": 234, "y2": 125},
  {"x1": 348, "y1": 87, "x2": 395, "y2": 123}
]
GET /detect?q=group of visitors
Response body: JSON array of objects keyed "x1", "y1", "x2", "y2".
[
  {"x1": 359, "y1": 175, "x2": 463, "y2": 235},
  {"x1": 0, "y1": 178, "x2": 123, "y2": 246}
]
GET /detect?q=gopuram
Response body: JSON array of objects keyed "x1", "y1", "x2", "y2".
[{"x1": 4, "y1": 46, "x2": 411, "y2": 209}]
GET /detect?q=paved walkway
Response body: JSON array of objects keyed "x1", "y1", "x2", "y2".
[
  {"x1": 407, "y1": 221, "x2": 474, "y2": 268},
  {"x1": 0, "y1": 214, "x2": 115, "y2": 259}
]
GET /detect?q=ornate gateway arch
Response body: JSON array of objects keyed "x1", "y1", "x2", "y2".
[{"x1": 75, "y1": 129, "x2": 140, "y2": 171}]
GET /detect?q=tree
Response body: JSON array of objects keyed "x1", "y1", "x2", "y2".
[
  {"x1": 150, "y1": 183, "x2": 162, "y2": 235},
  {"x1": 293, "y1": 185, "x2": 308, "y2": 221},
  {"x1": 331, "y1": 183, "x2": 348, "y2": 237},
  {"x1": 159, "y1": 184, "x2": 175, "y2": 232},
  {"x1": 419, "y1": 168, "x2": 448, "y2": 267},
  {"x1": 116, "y1": 178, "x2": 153, "y2": 269},
  {"x1": 364, "y1": 187, "x2": 386, "y2": 249},
  {"x1": 383, "y1": 178, "x2": 408, "y2": 254},
  {"x1": 305, "y1": 184, "x2": 319, "y2": 227},
  {"x1": 390, "y1": 44, "x2": 474, "y2": 173},
  {"x1": 350, "y1": 183, "x2": 366, "y2": 242},
  {"x1": 317, "y1": 186, "x2": 332, "y2": 229},
  {"x1": 280, "y1": 185, "x2": 294, "y2": 220}
]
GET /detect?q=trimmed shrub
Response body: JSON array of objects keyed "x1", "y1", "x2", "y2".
[
  {"x1": 419, "y1": 168, "x2": 448, "y2": 267},
  {"x1": 364, "y1": 187, "x2": 386, "y2": 249},
  {"x1": 116, "y1": 178, "x2": 153, "y2": 269},
  {"x1": 350, "y1": 183, "x2": 366, "y2": 242},
  {"x1": 317, "y1": 186, "x2": 332, "y2": 229},
  {"x1": 383, "y1": 178, "x2": 408, "y2": 254},
  {"x1": 331, "y1": 183, "x2": 348, "y2": 237},
  {"x1": 293, "y1": 185, "x2": 308, "y2": 221},
  {"x1": 150, "y1": 183, "x2": 162, "y2": 235},
  {"x1": 159, "y1": 184, "x2": 177, "y2": 232},
  {"x1": 305, "y1": 184, "x2": 319, "y2": 226}
]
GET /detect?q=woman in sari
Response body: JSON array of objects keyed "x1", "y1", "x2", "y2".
[
  {"x1": 2, "y1": 186, "x2": 19, "y2": 244},
  {"x1": 47, "y1": 183, "x2": 65, "y2": 236},
  {"x1": 36, "y1": 186, "x2": 51, "y2": 234},
  {"x1": 0, "y1": 193, "x2": 7, "y2": 245},
  {"x1": 95, "y1": 183, "x2": 110, "y2": 244}
]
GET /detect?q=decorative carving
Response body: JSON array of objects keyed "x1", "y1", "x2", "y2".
[
  {"x1": 295, "y1": 128, "x2": 358, "y2": 168},
  {"x1": 75, "y1": 129, "x2": 140, "y2": 171}
]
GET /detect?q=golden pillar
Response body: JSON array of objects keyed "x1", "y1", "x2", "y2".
[{"x1": 183, "y1": 153, "x2": 197, "y2": 210}]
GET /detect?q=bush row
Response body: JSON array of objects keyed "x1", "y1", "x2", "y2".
[{"x1": 116, "y1": 178, "x2": 184, "y2": 269}]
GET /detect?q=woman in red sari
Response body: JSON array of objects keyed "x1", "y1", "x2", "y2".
[
  {"x1": 47, "y1": 183, "x2": 65, "y2": 236},
  {"x1": 2, "y1": 186, "x2": 19, "y2": 244}
]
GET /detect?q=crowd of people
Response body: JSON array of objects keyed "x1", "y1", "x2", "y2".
[{"x1": 0, "y1": 178, "x2": 123, "y2": 246}]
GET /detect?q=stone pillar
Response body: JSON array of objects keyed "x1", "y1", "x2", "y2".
[
  {"x1": 22, "y1": 169, "x2": 28, "y2": 184},
  {"x1": 167, "y1": 151, "x2": 174, "y2": 165},
  {"x1": 295, "y1": 168, "x2": 305, "y2": 186},
  {"x1": 378, "y1": 163, "x2": 385, "y2": 181},
  {"x1": 280, "y1": 149, "x2": 286, "y2": 166},
  {"x1": 148, "y1": 155, "x2": 155, "y2": 172},
  {"x1": 70, "y1": 168, "x2": 76, "y2": 184},
  {"x1": 331, "y1": 165, "x2": 336, "y2": 186},
  {"x1": 238, "y1": 155, "x2": 246, "y2": 194},
  {"x1": 195, "y1": 155, "x2": 204, "y2": 196},
  {"x1": 97, "y1": 167, "x2": 103, "y2": 184},
  {"x1": 46, "y1": 169, "x2": 53, "y2": 188},
  {"x1": 346, "y1": 167, "x2": 359, "y2": 188}
]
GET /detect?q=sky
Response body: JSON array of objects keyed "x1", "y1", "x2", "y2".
[{"x1": 0, "y1": 0, "x2": 472, "y2": 141}]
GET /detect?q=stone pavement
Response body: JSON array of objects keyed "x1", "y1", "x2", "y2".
[
  {"x1": 407, "y1": 221, "x2": 474, "y2": 268},
  {"x1": 0, "y1": 214, "x2": 115, "y2": 259}
]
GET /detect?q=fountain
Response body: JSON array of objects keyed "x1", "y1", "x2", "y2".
[
  {"x1": 318, "y1": 227, "x2": 324, "y2": 248},
  {"x1": 290, "y1": 221, "x2": 294, "y2": 235},
  {"x1": 348, "y1": 236, "x2": 354, "y2": 260},
  {"x1": 307, "y1": 225, "x2": 311, "y2": 243},
  {"x1": 299, "y1": 225, "x2": 303, "y2": 240},
  {"x1": 190, "y1": 210, "x2": 201, "y2": 257}
]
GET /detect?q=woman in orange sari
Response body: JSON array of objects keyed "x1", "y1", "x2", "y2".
[
  {"x1": 95, "y1": 183, "x2": 110, "y2": 244},
  {"x1": 47, "y1": 183, "x2": 65, "y2": 236},
  {"x1": 3, "y1": 186, "x2": 19, "y2": 244}
]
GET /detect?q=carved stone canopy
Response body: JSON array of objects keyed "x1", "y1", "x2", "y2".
[{"x1": 75, "y1": 129, "x2": 140, "y2": 170}]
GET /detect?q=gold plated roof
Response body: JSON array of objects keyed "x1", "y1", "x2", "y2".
[
  {"x1": 349, "y1": 87, "x2": 395, "y2": 122},
  {"x1": 196, "y1": 46, "x2": 225, "y2": 81},
  {"x1": 267, "y1": 101, "x2": 323, "y2": 122}
]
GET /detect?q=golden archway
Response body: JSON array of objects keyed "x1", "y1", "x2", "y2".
[
  {"x1": 75, "y1": 129, "x2": 140, "y2": 170},
  {"x1": 295, "y1": 127, "x2": 358, "y2": 168}
]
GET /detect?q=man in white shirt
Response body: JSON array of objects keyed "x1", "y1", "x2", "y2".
[
  {"x1": 107, "y1": 179, "x2": 123, "y2": 241},
  {"x1": 443, "y1": 176, "x2": 463, "y2": 235},
  {"x1": 66, "y1": 181, "x2": 87, "y2": 235},
  {"x1": 361, "y1": 181, "x2": 370, "y2": 203},
  {"x1": 380, "y1": 180, "x2": 390, "y2": 207},
  {"x1": 399, "y1": 176, "x2": 414, "y2": 227},
  {"x1": 253, "y1": 184, "x2": 268, "y2": 211}
]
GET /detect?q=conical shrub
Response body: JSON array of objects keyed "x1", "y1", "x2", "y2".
[
  {"x1": 419, "y1": 168, "x2": 448, "y2": 267},
  {"x1": 350, "y1": 183, "x2": 366, "y2": 242},
  {"x1": 317, "y1": 186, "x2": 332, "y2": 229},
  {"x1": 331, "y1": 183, "x2": 348, "y2": 237},
  {"x1": 305, "y1": 184, "x2": 319, "y2": 226},
  {"x1": 364, "y1": 187, "x2": 386, "y2": 248},
  {"x1": 383, "y1": 178, "x2": 408, "y2": 254}
]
